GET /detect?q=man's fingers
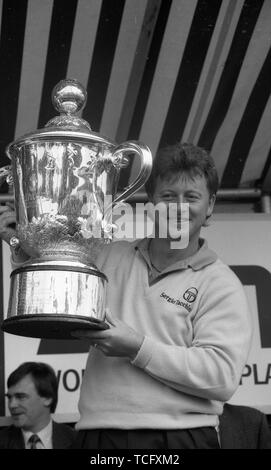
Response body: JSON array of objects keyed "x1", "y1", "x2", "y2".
[
  {"x1": 5, "y1": 202, "x2": 15, "y2": 210},
  {"x1": 0, "y1": 212, "x2": 17, "y2": 243},
  {"x1": 0, "y1": 206, "x2": 13, "y2": 215},
  {"x1": 0, "y1": 212, "x2": 16, "y2": 225},
  {"x1": 71, "y1": 329, "x2": 108, "y2": 339}
]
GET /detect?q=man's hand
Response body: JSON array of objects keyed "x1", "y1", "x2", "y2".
[
  {"x1": 0, "y1": 202, "x2": 17, "y2": 244},
  {"x1": 72, "y1": 309, "x2": 144, "y2": 360}
]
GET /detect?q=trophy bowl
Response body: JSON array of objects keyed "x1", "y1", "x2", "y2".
[{"x1": 1, "y1": 79, "x2": 152, "y2": 339}]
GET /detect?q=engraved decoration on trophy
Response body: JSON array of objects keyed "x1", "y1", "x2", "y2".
[{"x1": 1, "y1": 79, "x2": 152, "y2": 339}]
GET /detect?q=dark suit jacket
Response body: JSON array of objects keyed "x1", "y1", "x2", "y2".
[
  {"x1": 219, "y1": 404, "x2": 271, "y2": 449},
  {"x1": 0, "y1": 421, "x2": 76, "y2": 449}
]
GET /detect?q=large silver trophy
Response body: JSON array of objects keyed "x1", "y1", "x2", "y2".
[{"x1": 1, "y1": 79, "x2": 152, "y2": 339}]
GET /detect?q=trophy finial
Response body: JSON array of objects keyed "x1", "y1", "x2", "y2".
[
  {"x1": 52, "y1": 79, "x2": 87, "y2": 115},
  {"x1": 45, "y1": 79, "x2": 91, "y2": 131}
]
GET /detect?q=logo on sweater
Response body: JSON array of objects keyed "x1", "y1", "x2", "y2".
[
  {"x1": 160, "y1": 292, "x2": 192, "y2": 312},
  {"x1": 183, "y1": 287, "x2": 198, "y2": 303}
]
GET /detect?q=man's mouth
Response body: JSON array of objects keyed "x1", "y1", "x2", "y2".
[
  {"x1": 167, "y1": 217, "x2": 190, "y2": 223},
  {"x1": 11, "y1": 412, "x2": 24, "y2": 418}
]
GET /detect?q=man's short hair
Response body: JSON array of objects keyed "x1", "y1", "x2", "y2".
[
  {"x1": 145, "y1": 143, "x2": 219, "y2": 198},
  {"x1": 7, "y1": 362, "x2": 58, "y2": 413}
]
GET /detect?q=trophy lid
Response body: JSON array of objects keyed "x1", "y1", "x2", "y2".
[{"x1": 7, "y1": 79, "x2": 116, "y2": 154}]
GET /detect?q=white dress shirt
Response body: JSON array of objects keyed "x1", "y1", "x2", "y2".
[{"x1": 23, "y1": 420, "x2": 53, "y2": 449}]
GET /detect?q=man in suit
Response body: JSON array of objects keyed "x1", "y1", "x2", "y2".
[
  {"x1": 219, "y1": 403, "x2": 271, "y2": 449},
  {"x1": 0, "y1": 362, "x2": 76, "y2": 449}
]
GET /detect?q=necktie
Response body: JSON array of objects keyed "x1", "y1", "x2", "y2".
[{"x1": 28, "y1": 434, "x2": 40, "y2": 449}]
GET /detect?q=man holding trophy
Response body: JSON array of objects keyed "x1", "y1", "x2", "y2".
[{"x1": 0, "y1": 80, "x2": 252, "y2": 449}]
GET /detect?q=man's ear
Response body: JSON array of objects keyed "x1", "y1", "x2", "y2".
[
  {"x1": 208, "y1": 194, "x2": 216, "y2": 216},
  {"x1": 43, "y1": 397, "x2": 53, "y2": 409},
  {"x1": 204, "y1": 194, "x2": 216, "y2": 226}
]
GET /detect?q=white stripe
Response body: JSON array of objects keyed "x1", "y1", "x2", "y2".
[
  {"x1": 182, "y1": 0, "x2": 245, "y2": 143},
  {"x1": 100, "y1": 0, "x2": 149, "y2": 140},
  {"x1": 66, "y1": 0, "x2": 102, "y2": 93},
  {"x1": 14, "y1": 0, "x2": 53, "y2": 137},
  {"x1": 241, "y1": 94, "x2": 271, "y2": 185},
  {"x1": 211, "y1": 0, "x2": 271, "y2": 180}
]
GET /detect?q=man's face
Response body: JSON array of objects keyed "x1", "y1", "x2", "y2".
[
  {"x1": 6, "y1": 374, "x2": 52, "y2": 432},
  {"x1": 151, "y1": 173, "x2": 215, "y2": 243}
]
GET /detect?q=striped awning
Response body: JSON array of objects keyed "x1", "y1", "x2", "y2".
[{"x1": 0, "y1": 0, "x2": 271, "y2": 194}]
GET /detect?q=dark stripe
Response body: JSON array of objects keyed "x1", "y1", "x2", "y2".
[
  {"x1": 83, "y1": 0, "x2": 126, "y2": 132},
  {"x1": 198, "y1": 0, "x2": 264, "y2": 151},
  {"x1": 259, "y1": 145, "x2": 271, "y2": 188},
  {"x1": 0, "y1": 0, "x2": 28, "y2": 167},
  {"x1": 158, "y1": 0, "x2": 222, "y2": 150},
  {"x1": 127, "y1": 0, "x2": 172, "y2": 141},
  {"x1": 116, "y1": 0, "x2": 162, "y2": 144},
  {"x1": 221, "y1": 46, "x2": 271, "y2": 188},
  {"x1": 38, "y1": 0, "x2": 78, "y2": 128},
  {"x1": 0, "y1": 241, "x2": 5, "y2": 414},
  {"x1": 118, "y1": 0, "x2": 171, "y2": 189}
]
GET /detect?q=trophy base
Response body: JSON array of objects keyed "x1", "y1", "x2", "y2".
[{"x1": 1, "y1": 314, "x2": 109, "y2": 339}]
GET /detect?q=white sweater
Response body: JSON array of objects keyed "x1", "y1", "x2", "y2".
[{"x1": 76, "y1": 239, "x2": 252, "y2": 430}]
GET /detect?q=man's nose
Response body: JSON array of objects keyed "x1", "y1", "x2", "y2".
[
  {"x1": 175, "y1": 199, "x2": 190, "y2": 222},
  {"x1": 8, "y1": 396, "x2": 19, "y2": 408},
  {"x1": 176, "y1": 195, "x2": 185, "y2": 206},
  {"x1": 175, "y1": 196, "x2": 185, "y2": 213}
]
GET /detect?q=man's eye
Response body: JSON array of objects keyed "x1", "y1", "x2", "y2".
[
  {"x1": 7, "y1": 394, "x2": 27, "y2": 400},
  {"x1": 186, "y1": 195, "x2": 199, "y2": 201}
]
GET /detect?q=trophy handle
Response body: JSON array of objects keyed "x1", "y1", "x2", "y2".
[
  {"x1": 112, "y1": 141, "x2": 152, "y2": 205},
  {"x1": 0, "y1": 165, "x2": 13, "y2": 187},
  {"x1": 99, "y1": 141, "x2": 152, "y2": 236}
]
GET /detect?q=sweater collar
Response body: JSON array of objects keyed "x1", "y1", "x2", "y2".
[{"x1": 134, "y1": 237, "x2": 217, "y2": 273}]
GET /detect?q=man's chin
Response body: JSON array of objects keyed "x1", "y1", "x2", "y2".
[
  {"x1": 12, "y1": 415, "x2": 26, "y2": 427},
  {"x1": 166, "y1": 229, "x2": 183, "y2": 241},
  {"x1": 168, "y1": 235, "x2": 182, "y2": 242}
]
